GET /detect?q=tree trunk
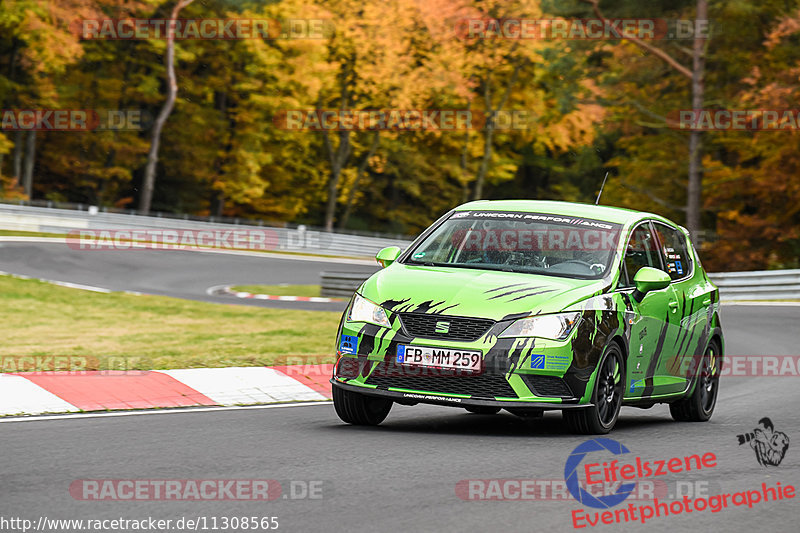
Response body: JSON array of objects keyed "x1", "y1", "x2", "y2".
[
  {"x1": 22, "y1": 130, "x2": 35, "y2": 198},
  {"x1": 460, "y1": 125, "x2": 470, "y2": 204},
  {"x1": 13, "y1": 130, "x2": 23, "y2": 182},
  {"x1": 472, "y1": 65, "x2": 520, "y2": 201},
  {"x1": 472, "y1": 78, "x2": 493, "y2": 201},
  {"x1": 322, "y1": 55, "x2": 356, "y2": 232},
  {"x1": 339, "y1": 131, "x2": 379, "y2": 230},
  {"x1": 210, "y1": 89, "x2": 234, "y2": 217},
  {"x1": 139, "y1": 0, "x2": 195, "y2": 214},
  {"x1": 323, "y1": 130, "x2": 351, "y2": 231},
  {"x1": 211, "y1": 191, "x2": 225, "y2": 217},
  {"x1": 473, "y1": 123, "x2": 495, "y2": 200},
  {"x1": 686, "y1": 0, "x2": 707, "y2": 238},
  {"x1": 581, "y1": 0, "x2": 707, "y2": 235}
]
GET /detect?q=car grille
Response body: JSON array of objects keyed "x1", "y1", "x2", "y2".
[
  {"x1": 520, "y1": 374, "x2": 574, "y2": 398},
  {"x1": 366, "y1": 362, "x2": 517, "y2": 399},
  {"x1": 398, "y1": 313, "x2": 494, "y2": 342}
]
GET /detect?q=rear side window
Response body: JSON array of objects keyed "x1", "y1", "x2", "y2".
[
  {"x1": 621, "y1": 223, "x2": 662, "y2": 287},
  {"x1": 653, "y1": 222, "x2": 692, "y2": 280}
]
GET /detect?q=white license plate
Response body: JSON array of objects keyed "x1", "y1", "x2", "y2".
[{"x1": 397, "y1": 345, "x2": 482, "y2": 371}]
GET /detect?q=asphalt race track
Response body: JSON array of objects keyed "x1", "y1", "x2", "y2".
[
  {"x1": 1, "y1": 278, "x2": 799, "y2": 532},
  {"x1": 0, "y1": 240, "x2": 796, "y2": 531},
  {"x1": 0, "y1": 240, "x2": 378, "y2": 311}
]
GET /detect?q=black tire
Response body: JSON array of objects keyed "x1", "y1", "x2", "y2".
[
  {"x1": 670, "y1": 339, "x2": 720, "y2": 422},
  {"x1": 563, "y1": 344, "x2": 624, "y2": 435},
  {"x1": 332, "y1": 386, "x2": 392, "y2": 426},
  {"x1": 465, "y1": 406, "x2": 501, "y2": 415}
]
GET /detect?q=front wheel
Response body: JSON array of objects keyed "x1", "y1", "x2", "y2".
[
  {"x1": 563, "y1": 344, "x2": 624, "y2": 435},
  {"x1": 670, "y1": 340, "x2": 720, "y2": 422},
  {"x1": 333, "y1": 386, "x2": 392, "y2": 426}
]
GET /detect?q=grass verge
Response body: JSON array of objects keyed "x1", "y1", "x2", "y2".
[
  {"x1": 0, "y1": 275, "x2": 339, "y2": 370},
  {"x1": 230, "y1": 284, "x2": 321, "y2": 297}
]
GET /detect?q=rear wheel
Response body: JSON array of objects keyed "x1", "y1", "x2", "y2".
[
  {"x1": 563, "y1": 344, "x2": 624, "y2": 434},
  {"x1": 465, "y1": 406, "x2": 501, "y2": 415},
  {"x1": 670, "y1": 340, "x2": 720, "y2": 422},
  {"x1": 333, "y1": 386, "x2": 392, "y2": 426}
]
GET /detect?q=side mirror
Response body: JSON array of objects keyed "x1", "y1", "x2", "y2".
[
  {"x1": 632, "y1": 267, "x2": 671, "y2": 302},
  {"x1": 376, "y1": 246, "x2": 401, "y2": 268}
]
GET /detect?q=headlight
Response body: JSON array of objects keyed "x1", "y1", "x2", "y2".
[
  {"x1": 499, "y1": 312, "x2": 581, "y2": 340},
  {"x1": 348, "y1": 293, "x2": 391, "y2": 328}
]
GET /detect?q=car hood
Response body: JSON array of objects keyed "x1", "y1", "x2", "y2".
[{"x1": 359, "y1": 263, "x2": 610, "y2": 321}]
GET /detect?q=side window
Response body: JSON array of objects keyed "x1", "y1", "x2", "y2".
[
  {"x1": 620, "y1": 223, "x2": 661, "y2": 288},
  {"x1": 653, "y1": 222, "x2": 692, "y2": 280}
]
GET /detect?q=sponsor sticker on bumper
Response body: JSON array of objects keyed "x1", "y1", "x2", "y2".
[{"x1": 530, "y1": 353, "x2": 571, "y2": 371}]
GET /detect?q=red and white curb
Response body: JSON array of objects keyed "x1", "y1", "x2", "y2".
[
  {"x1": 0, "y1": 365, "x2": 333, "y2": 417},
  {"x1": 209, "y1": 285, "x2": 344, "y2": 303}
]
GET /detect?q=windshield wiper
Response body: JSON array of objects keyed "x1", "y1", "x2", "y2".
[
  {"x1": 455, "y1": 263, "x2": 517, "y2": 273},
  {"x1": 405, "y1": 259, "x2": 602, "y2": 279},
  {"x1": 407, "y1": 260, "x2": 447, "y2": 267}
]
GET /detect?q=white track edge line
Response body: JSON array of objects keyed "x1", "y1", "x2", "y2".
[
  {"x1": 0, "y1": 401, "x2": 332, "y2": 423},
  {"x1": 0, "y1": 271, "x2": 112, "y2": 293},
  {"x1": 721, "y1": 301, "x2": 800, "y2": 307}
]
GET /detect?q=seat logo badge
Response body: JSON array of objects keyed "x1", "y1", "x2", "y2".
[{"x1": 435, "y1": 321, "x2": 451, "y2": 334}]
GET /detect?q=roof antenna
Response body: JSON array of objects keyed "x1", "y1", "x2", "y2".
[{"x1": 595, "y1": 171, "x2": 610, "y2": 205}]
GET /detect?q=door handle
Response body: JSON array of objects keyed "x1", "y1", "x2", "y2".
[
  {"x1": 702, "y1": 298, "x2": 711, "y2": 305},
  {"x1": 669, "y1": 301, "x2": 679, "y2": 312}
]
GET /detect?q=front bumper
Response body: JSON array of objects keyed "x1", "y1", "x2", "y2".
[
  {"x1": 335, "y1": 303, "x2": 612, "y2": 406},
  {"x1": 331, "y1": 379, "x2": 593, "y2": 411},
  {"x1": 331, "y1": 349, "x2": 592, "y2": 407}
]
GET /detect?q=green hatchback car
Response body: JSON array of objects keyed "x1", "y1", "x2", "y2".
[{"x1": 331, "y1": 200, "x2": 723, "y2": 434}]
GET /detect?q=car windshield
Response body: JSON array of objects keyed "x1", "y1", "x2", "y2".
[{"x1": 404, "y1": 211, "x2": 623, "y2": 279}]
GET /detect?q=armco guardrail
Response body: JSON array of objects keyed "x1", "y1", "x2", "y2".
[
  {"x1": 708, "y1": 269, "x2": 800, "y2": 301},
  {"x1": 320, "y1": 271, "x2": 374, "y2": 297},
  {"x1": 4, "y1": 202, "x2": 797, "y2": 300},
  {"x1": 0, "y1": 203, "x2": 413, "y2": 258},
  {"x1": 321, "y1": 269, "x2": 800, "y2": 302}
]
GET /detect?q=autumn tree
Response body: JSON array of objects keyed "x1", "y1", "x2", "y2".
[{"x1": 139, "y1": 0, "x2": 195, "y2": 214}]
